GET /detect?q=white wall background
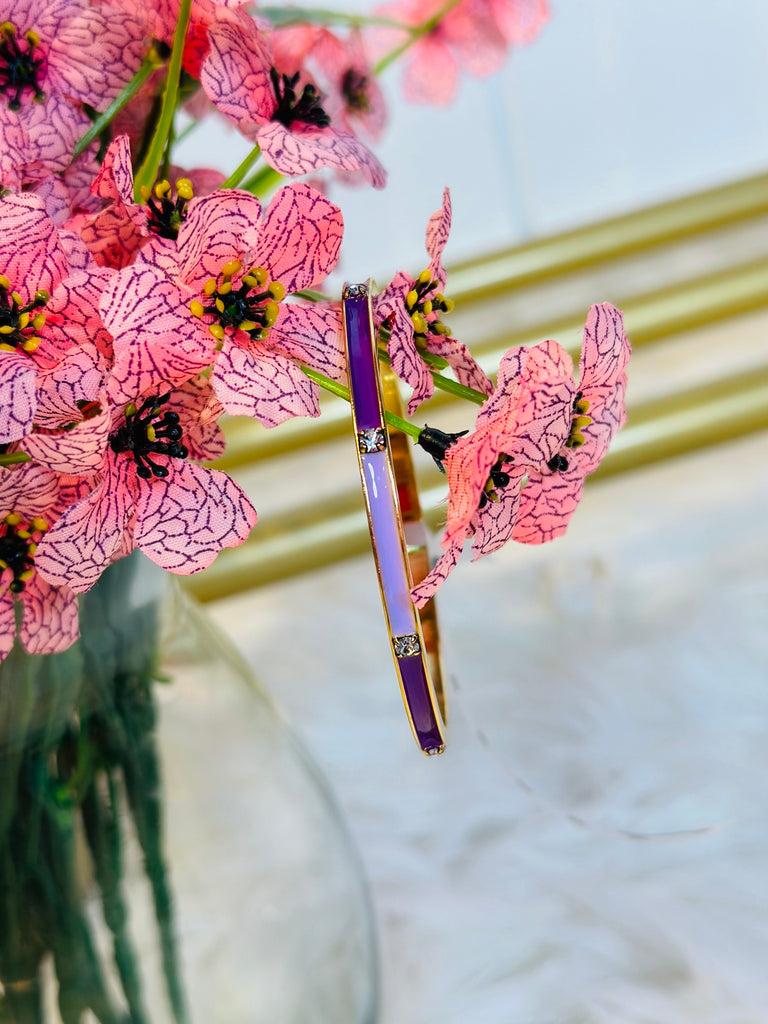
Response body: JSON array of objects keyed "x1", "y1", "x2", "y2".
[{"x1": 176, "y1": 0, "x2": 768, "y2": 278}]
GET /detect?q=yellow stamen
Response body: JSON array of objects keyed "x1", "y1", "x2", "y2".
[
  {"x1": 238, "y1": 320, "x2": 257, "y2": 332},
  {"x1": 214, "y1": 298, "x2": 225, "y2": 313},
  {"x1": 0, "y1": 325, "x2": 14, "y2": 335},
  {"x1": 442, "y1": 298, "x2": 454, "y2": 313},
  {"x1": 203, "y1": 279, "x2": 217, "y2": 297},
  {"x1": 175, "y1": 178, "x2": 193, "y2": 200},
  {"x1": 222, "y1": 259, "x2": 242, "y2": 277},
  {"x1": 268, "y1": 281, "x2": 285, "y2": 302},
  {"x1": 22, "y1": 337, "x2": 41, "y2": 353},
  {"x1": 0, "y1": 560, "x2": 6, "y2": 570},
  {"x1": 421, "y1": 300, "x2": 432, "y2": 316},
  {"x1": 572, "y1": 415, "x2": 592, "y2": 430},
  {"x1": 16, "y1": 529, "x2": 30, "y2": 540},
  {"x1": 34, "y1": 290, "x2": 49, "y2": 305},
  {"x1": 146, "y1": 425, "x2": 156, "y2": 442},
  {"x1": 140, "y1": 185, "x2": 151, "y2": 202},
  {"x1": 431, "y1": 322, "x2": 451, "y2": 336},
  {"x1": 0, "y1": 274, "x2": 9, "y2": 289},
  {"x1": 418, "y1": 269, "x2": 432, "y2": 285},
  {"x1": 32, "y1": 314, "x2": 45, "y2": 330},
  {"x1": 566, "y1": 432, "x2": 585, "y2": 448},
  {"x1": 154, "y1": 179, "x2": 171, "y2": 199},
  {"x1": 19, "y1": 569, "x2": 34, "y2": 582},
  {"x1": 1, "y1": 23, "x2": 16, "y2": 37},
  {"x1": 27, "y1": 543, "x2": 37, "y2": 555},
  {"x1": 242, "y1": 275, "x2": 258, "y2": 288},
  {"x1": 209, "y1": 324, "x2": 225, "y2": 340},
  {"x1": 0, "y1": 343, "x2": 15, "y2": 352},
  {"x1": 411, "y1": 312, "x2": 427, "y2": 334},
  {"x1": 405, "y1": 289, "x2": 418, "y2": 310},
  {"x1": 125, "y1": 402, "x2": 137, "y2": 417},
  {"x1": 18, "y1": 312, "x2": 29, "y2": 329},
  {"x1": 5, "y1": 514, "x2": 21, "y2": 526},
  {"x1": 218, "y1": 281, "x2": 232, "y2": 295},
  {"x1": 26, "y1": 29, "x2": 39, "y2": 46},
  {"x1": 576, "y1": 398, "x2": 590, "y2": 414},
  {"x1": 249, "y1": 267, "x2": 267, "y2": 287},
  {"x1": 263, "y1": 301, "x2": 279, "y2": 327},
  {"x1": 11, "y1": 292, "x2": 22, "y2": 306},
  {"x1": 30, "y1": 517, "x2": 48, "y2": 532},
  {"x1": 189, "y1": 300, "x2": 204, "y2": 318}
]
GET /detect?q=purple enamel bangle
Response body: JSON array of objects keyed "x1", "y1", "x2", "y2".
[{"x1": 343, "y1": 282, "x2": 446, "y2": 756}]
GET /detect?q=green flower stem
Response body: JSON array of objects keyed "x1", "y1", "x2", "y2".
[
  {"x1": 72, "y1": 53, "x2": 161, "y2": 161},
  {"x1": 373, "y1": 0, "x2": 466, "y2": 74},
  {"x1": 376, "y1": 347, "x2": 488, "y2": 406},
  {"x1": 299, "y1": 364, "x2": 422, "y2": 441},
  {"x1": 221, "y1": 144, "x2": 263, "y2": 189},
  {"x1": 259, "y1": 6, "x2": 413, "y2": 29},
  {"x1": 239, "y1": 163, "x2": 284, "y2": 196},
  {"x1": 133, "y1": 0, "x2": 193, "y2": 200},
  {"x1": 0, "y1": 452, "x2": 30, "y2": 467}
]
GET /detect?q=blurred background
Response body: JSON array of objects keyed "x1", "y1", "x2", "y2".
[{"x1": 175, "y1": 2, "x2": 768, "y2": 1021}]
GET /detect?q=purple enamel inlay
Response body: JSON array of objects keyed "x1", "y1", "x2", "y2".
[
  {"x1": 363, "y1": 452, "x2": 415, "y2": 637},
  {"x1": 344, "y1": 292, "x2": 382, "y2": 430},
  {"x1": 398, "y1": 656, "x2": 444, "y2": 752}
]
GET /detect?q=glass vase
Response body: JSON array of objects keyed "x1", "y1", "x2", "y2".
[{"x1": 0, "y1": 552, "x2": 379, "y2": 1024}]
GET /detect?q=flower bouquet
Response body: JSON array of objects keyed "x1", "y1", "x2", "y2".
[{"x1": 0, "y1": 0, "x2": 630, "y2": 1018}]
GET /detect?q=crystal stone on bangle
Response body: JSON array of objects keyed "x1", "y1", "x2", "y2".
[
  {"x1": 393, "y1": 633, "x2": 421, "y2": 657},
  {"x1": 358, "y1": 428, "x2": 387, "y2": 453}
]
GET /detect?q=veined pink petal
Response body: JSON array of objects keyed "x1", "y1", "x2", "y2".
[
  {"x1": 469, "y1": 472, "x2": 525, "y2": 557},
  {"x1": 257, "y1": 122, "x2": 386, "y2": 189},
  {"x1": 102, "y1": 261, "x2": 215, "y2": 402},
  {"x1": 23, "y1": 406, "x2": 111, "y2": 475},
  {"x1": 33, "y1": 343, "x2": 104, "y2": 428},
  {"x1": 0, "y1": 590, "x2": 15, "y2": 663},
  {"x1": 579, "y1": 303, "x2": 631, "y2": 391},
  {"x1": 411, "y1": 541, "x2": 463, "y2": 609},
  {"x1": 270, "y1": 302, "x2": 346, "y2": 384},
  {"x1": 426, "y1": 333, "x2": 493, "y2": 396},
  {"x1": 0, "y1": 351, "x2": 38, "y2": 444},
  {"x1": 45, "y1": 269, "x2": 116, "y2": 363},
  {"x1": 574, "y1": 379, "x2": 627, "y2": 476},
  {"x1": 91, "y1": 134, "x2": 134, "y2": 204},
  {"x1": 201, "y1": 14, "x2": 275, "y2": 131},
  {"x1": 511, "y1": 465, "x2": 585, "y2": 544},
  {"x1": 253, "y1": 184, "x2": 343, "y2": 294},
  {"x1": 212, "y1": 336, "x2": 320, "y2": 426},
  {"x1": 135, "y1": 462, "x2": 256, "y2": 574},
  {"x1": 170, "y1": 375, "x2": 226, "y2": 462},
  {"x1": 34, "y1": 465, "x2": 134, "y2": 593},
  {"x1": 425, "y1": 188, "x2": 452, "y2": 265},
  {"x1": 3, "y1": 93, "x2": 93, "y2": 179},
  {"x1": 401, "y1": 36, "x2": 458, "y2": 106},
  {"x1": 0, "y1": 193, "x2": 71, "y2": 295},
  {"x1": 20, "y1": 574, "x2": 80, "y2": 655},
  {"x1": 175, "y1": 190, "x2": 264, "y2": 290},
  {"x1": 0, "y1": 462, "x2": 60, "y2": 519},
  {"x1": 376, "y1": 279, "x2": 435, "y2": 414}
]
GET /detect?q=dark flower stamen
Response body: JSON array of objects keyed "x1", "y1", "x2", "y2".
[
  {"x1": 0, "y1": 512, "x2": 48, "y2": 593},
  {"x1": 270, "y1": 68, "x2": 331, "y2": 128},
  {"x1": 416, "y1": 425, "x2": 469, "y2": 472},
  {"x1": 190, "y1": 261, "x2": 286, "y2": 343},
  {"x1": 0, "y1": 275, "x2": 48, "y2": 355},
  {"x1": 341, "y1": 68, "x2": 370, "y2": 112},
  {"x1": 478, "y1": 455, "x2": 513, "y2": 509},
  {"x1": 142, "y1": 178, "x2": 194, "y2": 240},
  {"x1": 110, "y1": 394, "x2": 188, "y2": 480},
  {"x1": 0, "y1": 22, "x2": 46, "y2": 111}
]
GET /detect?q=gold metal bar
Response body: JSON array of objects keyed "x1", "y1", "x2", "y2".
[
  {"x1": 446, "y1": 173, "x2": 768, "y2": 300},
  {"x1": 215, "y1": 257, "x2": 768, "y2": 471},
  {"x1": 185, "y1": 370, "x2": 768, "y2": 601}
]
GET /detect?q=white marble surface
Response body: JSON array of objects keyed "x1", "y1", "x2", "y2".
[{"x1": 208, "y1": 431, "x2": 768, "y2": 1023}]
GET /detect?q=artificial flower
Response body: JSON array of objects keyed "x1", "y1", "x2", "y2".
[{"x1": 375, "y1": 187, "x2": 493, "y2": 414}]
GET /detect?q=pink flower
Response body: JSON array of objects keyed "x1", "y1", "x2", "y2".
[
  {"x1": 375, "y1": 188, "x2": 493, "y2": 414},
  {"x1": 200, "y1": 9, "x2": 386, "y2": 187},
  {"x1": 371, "y1": 0, "x2": 546, "y2": 106},
  {"x1": 34, "y1": 375, "x2": 257, "y2": 593},
  {"x1": 411, "y1": 304, "x2": 629, "y2": 605},
  {"x1": 0, "y1": 0, "x2": 146, "y2": 185},
  {"x1": 412, "y1": 338, "x2": 575, "y2": 605},
  {"x1": 272, "y1": 25, "x2": 386, "y2": 141},
  {"x1": 118, "y1": 182, "x2": 346, "y2": 426},
  {"x1": 511, "y1": 303, "x2": 630, "y2": 544},
  {"x1": 0, "y1": 461, "x2": 79, "y2": 662}
]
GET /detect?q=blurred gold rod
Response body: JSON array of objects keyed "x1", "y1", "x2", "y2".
[
  {"x1": 446, "y1": 173, "x2": 768, "y2": 300},
  {"x1": 186, "y1": 374, "x2": 768, "y2": 602},
  {"x1": 216, "y1": 257, "x2": 768, "y2": 470}
]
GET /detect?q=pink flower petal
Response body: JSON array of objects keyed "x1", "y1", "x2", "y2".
[
  {"x1": 0, "y1": 463, "x2": 60, "y2": 520},
  {"x1": 20, "y1": 574, "x2": 80, "y2": 655},
  {"x1": 270, "y1": 302, "x2": 346, "y2": 383},
  {"x1": 425, "y1": 333, "x2": 493, "y2": 396},
  {"x1": 91, "y1": 134, "x2": 135, "y2": 203},
  {"x1": 34, "y1": 465, "x2": 134, "y2": 593},
  {"x1": 0, "y1": 351, "x2": 38, "y2": 444},
  {"x1": 170, "y1": 375, "x2": 227, "y2": 463},
  {"x1": 175, "y1": 190, "x2": 264, "y2": 290},
  {"x1": 0, "y1": 590, "x2": 15, "y2": 663},
  {"x1": 401, "y1": 36, "x2": 458, "y2": 106},
  {"x1": 469, "y1": 473, "x2": 525, "y2": 558},
  {"x1": 0, "y1": 193, "x2": 70, "y2": 295},
  {"x1": 425, "y1": 188, "x2": 452, "y2": 265},
  {"x1": 135, "y1": 462, "x2": 256, "y2": 574},
  {"x1": 23, "y1": 406, "x2": 111, "y2": 475},
  {"x1": 253, "y1": 184, "x2": 343, "y2": 294},
  {"x1": 411, "y1": 540, "x2": 463, "y2": 608},
  {"x1": 579, "y1": 303, "x2": 631, "y2": 391},
  {"x1": 102, "y1": 261, "x2": 215, "y2": 403},
  {"x1": 45, "y1": 269, "x2": 116, "y2": 364},
  {"x1": 33, "y1": 343, "x2": 104, "y2": 428},
  {"x1": 212, "y1": 336, "x2": 320, "y2": 426},
  {"x1": 201, "y1": 14, "x2": 275, "y2": 131},
  {"x1": 512, "y1": 465, "x2": 585, "y2": 544},
  {"x1": 574, "y1": 379, "x2": 628, "y2": 476},
  {"x1": 257, "y1": 122, "x2": 386, "y2": 188}
]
